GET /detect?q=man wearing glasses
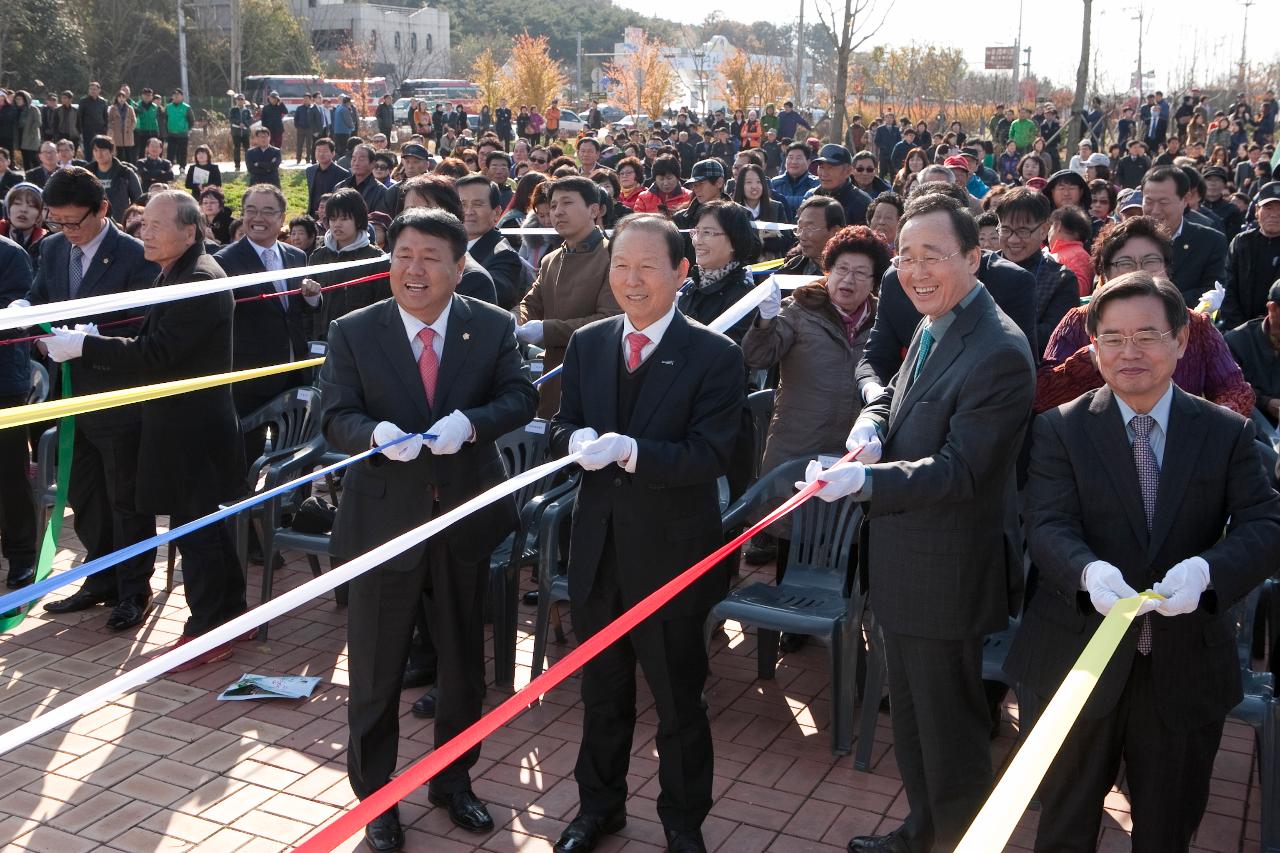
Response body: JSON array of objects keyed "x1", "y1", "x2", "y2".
[
  {"x1": 1005, "y1": 271, "x2": 1280, "y2": 851},
  {"x1": 993, "y1": 187, "x2": 1080, "y2": 347},
  {"x1": 851, "y1": 150, "x2": 892, "y2": 197},
  {"x1": 801, "y1": 192, "x2": 1035, "y2": 852},
  {"x1": 26, "y1": 167, "x2": 160, "y2": 629},
  {"x1": 1140, "y1": 165, "x2": 1227, "y2": 308}
]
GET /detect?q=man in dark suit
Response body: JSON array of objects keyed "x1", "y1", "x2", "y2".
[
  {"x1": 44, "y1": 190, "x2": 246, "y2": 669},
  {"x1": 320, "y1": 208, "x2": 537, "y2": 851},
  {"x1": 213, "y1": 184, "x2": 313, "y2": 463},
  {"x1": 856, "y1": 182, "x2": 1038, "y2": 405},
  {"x1": 549, "y1": 214, "x2": 744, "y2": 853},
  {"x1": 457, "y1": 174, "x2": 523, "y2": 310},
  {"x1": 306, "y1": 138, "x2": 350, "y2": 218},
  {"x1": 28, "y1": 168, "x2": 160, "y2": 630},
  {"x1": 1141, "y1": 165, "x2": 1228, "y2": 308},
  {"x1": 1005, "y1": 272, "x2": 1280, "y2": 851},
  {"x1": 804, "y1": 193, "x2": 1036, "y2": 852}
]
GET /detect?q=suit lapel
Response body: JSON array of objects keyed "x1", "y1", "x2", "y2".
[
  {"x1": 1147, "y1": 388, "x2": 1209, "y2": 558},
  {"x1": 593, "y1": 318, "x2": 623, "y2": 434},
  {"x1": 433, "y1": 294, "x2": 473, "y2": 414},
  {"x1": 1083, "y1": 387, "x2": 1152, "y2": 546},
  {"x1": 235, "y1": 239, "x2": 283, "y2": 309},
  {"x1": 78, "y1": 224, "x2": 116, "y2": 296},
  {"x1": 376, "y1": 299, "x2": 432, "y2": 424},
  {"x1": 627, "y1": 311, "x2": 690, "y2": 436}
]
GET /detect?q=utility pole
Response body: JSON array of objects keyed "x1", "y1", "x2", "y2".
[
  {"x1": 1023, "y1": 47, "x2": 1032, "y2": 86},
  {"x1": 794, "y1": 0, "x2": 804, "y2": 104},
  {"x1": 1239, "y1": 0, "x2": 1254, "y2": 94},
  {"x1": 1131, "y1": 6, "x2": 1144, "y2": 97},
  {"x1": 576, "y1": 33, "x2": 583, "y2": 99},
  {"x1": 1011, "y1": 0, "x2": 1023, "y2": 103},
  {"x1": 230, "y1": 0, "x2": 242, "y2": 96},
  {"x1": 177, "y1": 0, "x2": 190, "y2": 98}
]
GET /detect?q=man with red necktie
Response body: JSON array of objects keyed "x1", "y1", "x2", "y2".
[{"x1": 319, "y1": 208, "x2": 537, "y2": 852}]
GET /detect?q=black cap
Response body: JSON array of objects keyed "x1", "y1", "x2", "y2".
[
  {"x1": 1257, "y1": 181, "x2": 1280, "y2": 206},
  {"x1": 1269, "y1": 280, "x2": 1280, "y2": 303},
  {"x1": 813, "y1": 143, "x2": 853, "y2": 166},
  {"x1": 685, "y1": 159, "x2": 726, "y2": 185},
  {"x1": 400, "y1": 142, "x2": 429, "y2": 160},
  {"x1": 1202, "y1": 166, "x2": 1229, "y2": 182}
]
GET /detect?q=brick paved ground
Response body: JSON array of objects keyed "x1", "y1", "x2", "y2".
[{"x1": 0, "y1": 520, "x2": 1264, "y2": 851}]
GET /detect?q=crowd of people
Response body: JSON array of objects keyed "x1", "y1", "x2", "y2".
[{"x1": 1, "y1": 74, "x2": 1280, "y2": 853}]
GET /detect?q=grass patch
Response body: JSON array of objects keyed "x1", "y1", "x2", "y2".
[{"x1": 219, "y1": 170, "x2": 311, "y2": 220}]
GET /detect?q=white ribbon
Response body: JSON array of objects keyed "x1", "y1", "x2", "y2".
[
  {"x1": 708, "y1": 274, "x2": 820, "y2": 334},
  {"x1": 0, "y1": 256, "x2": 385, "y2": 332},
  {"x1": 0, "y1": 452, "x2": 580, "y2": 756},
  {"x1": 498, "y1": 222, "x2": 797, "y2": 238}
]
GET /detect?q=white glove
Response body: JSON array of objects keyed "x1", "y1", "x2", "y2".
[
  {"x1": 43, "y1": 326, "x2": 86, "y2": 362},
  {"x1": 578, "y1": 432, "x2": 637, "y2": 471},
  {"x1": 844, "y1": 420, "x2": 883, "y2": 463},
  {"x1": 515, "y1": 320, "x2": 544, "y2": 345},
  {"x1": 1082, "y1": 560, "x2": 1158, "y2": 617},
  {"x1": 861, "y1": 381, "x2": 888, "y2": 405},
  {"x1": 1152, "y1": 557, "x2": 1211, "y2": 617},
  {"x1": 371, "y1": 421, "x2": 423, "y2": 462},
  {"x1": 796, "y1": 458, "x2": 866, "y2": 502},
  {"x1": 1195, "y1": 282, "x2": 1226, "y2": 314},
  {"x1": 8, "y1": 298, "x2": 30, "y2": 310},
  {"x1": 757, "y1": 280, "x2": 782, "y2": 320},
  {"x1": 425, "y1": 409, "x2": 473, "y2": 455},
  {"x1": 74, "y1": 322, "x2": 98, "y2": 336},
  {"x1": 568, "y1": 427, "x2": 598, "y2": 455}
]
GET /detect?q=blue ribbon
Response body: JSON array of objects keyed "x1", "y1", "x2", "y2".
[{"x1": 0, "y1": 431, "x2": 437, "y2": 615}]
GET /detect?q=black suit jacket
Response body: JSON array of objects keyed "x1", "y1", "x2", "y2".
[
  {"x1": 469, "y1": 228, "x2": 523, "y2": 310},
  {"x1": 549, "y1": 311, "x2": 745, "y2": 618},
  {"x1": 29, "y1": 224, "x2": 159, "y2": 430},
  {"x1": 1169, "y1": 218, "x2": 1228, "y2": 308},
  {"x1": 321, "y1": 295, "x2": 538, "y2": 569},
  {"x1": 459, "y1": 254, "x2": 498, "y2": 305},
  {"x1": 856, "y1": 251, "x2": 1038, "y2": 395},
  {"x1": 1005, "y1": 386, "x2": 1280, "y2": 730},
  {"x1": 213, "y1": 237, "x2": 312, "y2": 410},
  {"x1": 80, "y1": 243, "x2": 244, "y2": 514}
]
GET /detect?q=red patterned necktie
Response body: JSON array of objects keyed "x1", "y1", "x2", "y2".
[
  {"x1": 417, "y1": 327, "x2": 438, "y2": 408},
  {"x1": 626, "y1": 332, "x2": 650, "y2": 371}
]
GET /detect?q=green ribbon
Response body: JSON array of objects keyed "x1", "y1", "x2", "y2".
[{"x1": 0, "y1": 334, "x2": 75, "y2": 631}]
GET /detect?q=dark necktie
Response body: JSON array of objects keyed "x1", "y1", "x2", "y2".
[
  {"x1": 1130, "y1": 413, "x2": 1159, "y2": 655},
  {"x1": 69, "y1": 246, "x2": 84, "y2": 299}
]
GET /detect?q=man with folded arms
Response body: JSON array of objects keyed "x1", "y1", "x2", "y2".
[
  {"x1": 1005, "y1": 271, "x2": 1280, "y2": 852},
  {"x1": 320, "y1": 208, "x2": 537, "y2": 851},
  {"x1": 549, "y1": 213, "x2": 743, "y2": 853}
]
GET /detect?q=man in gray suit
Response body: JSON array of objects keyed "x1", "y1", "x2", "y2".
[{"x1": 803, "y1": 192, "x2": 1036, "y2": 852}]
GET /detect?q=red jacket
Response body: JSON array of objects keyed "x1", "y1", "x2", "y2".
[{"x1": 632, "y1": 186, "x2": 692, "y2": 215}]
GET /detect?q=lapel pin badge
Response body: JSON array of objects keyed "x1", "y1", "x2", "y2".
[
  {"x1": 661, "y1": 359, "x2": 675, "y2": 365},
  {"x1": 462, "y1": 332, "x2": 471, "y2": 341}
]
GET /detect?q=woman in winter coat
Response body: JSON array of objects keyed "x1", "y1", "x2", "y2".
[
  {"x1": 12, "y1": 91, "x2": 41, "y2": 168},
  {"x1": 106, "y1": 91, "x2": 137, "y2": 163}
]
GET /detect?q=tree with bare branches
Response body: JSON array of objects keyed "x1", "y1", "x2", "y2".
[
  {"x1": 1067, "y1": 0, "x2": 1092, "y2": 153},
  {"x1": 814, "y1": 0, "x2": 893, "y2": 145}
]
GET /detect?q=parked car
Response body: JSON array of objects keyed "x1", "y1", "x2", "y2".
[
  {"x1": 557, "y1": 109, "x2": 585, "y2": 136},
  {"x1": 611, "y1": 114, "x2": 653, "y2": 132},
  {"x1": 393, "y1": 97, "x2": 413, "y2": 124},
  {"x1": 599, "y1": 105, "x2": 625, "y2": 124}
]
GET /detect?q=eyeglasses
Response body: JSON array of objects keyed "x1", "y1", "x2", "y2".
[
  {"x1": 830, "y1": 266, "x2": 876, "y2": 284},
  {"x1": 1107, "y1": 255, "x2": 1166, "y2": 274},
  {"x1": 1093, "y1": 329, "x2": 1176, "y2": 349},
  {"x1": 853, "y1": 166, "x2": 876, "y2": 173},
  {"x1": 890, "y1": 250, "x2": 965, "y2": 272},
  {"x1": 530, "y1": 157, "x2": 548, "y2": 165},
  {"x1": 996, "y1": 221, "x2": 1045, "y2": 240},
  {"x1": 45, "y1": 208, "x2": 95, "y2": 232},
  {"x1": 795, "y1": 225, "x2": 829, "y2": 237},
  {"x1": 691, "y1": 228, "x2": 726, "y2": 240},
  {"x1": 242, "y1": 206, "x2": 282, "y2": 219}
]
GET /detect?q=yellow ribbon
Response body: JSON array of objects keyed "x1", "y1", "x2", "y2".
[
  {"x1": 748, "y1": 258, "x2": 786, "y2": 272},
  {"x1": 955, "y1": 591, "x2": 1164, "y2": 852},
  {"x1": 0, "y1": 357, "x2": 325, "y2": 431}
]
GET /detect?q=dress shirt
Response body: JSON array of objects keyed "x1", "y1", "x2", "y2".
[
  {"x1": 255, "y1": 241, "x2": 287, "y2": 306},
  {"x1": 1113, "y1": 381, "x2": 1174, "y2": 466},
  {"x1": 398, "y1": 300, "x2": 450, "y2": 363},
  {"x1": 76, "y1": 219, "x2": 112, "y2": 275},
  {"x1": 619, "y1": 301, "x2": 676, "y2": 368}
]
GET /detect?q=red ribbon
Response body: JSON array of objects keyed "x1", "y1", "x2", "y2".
[
  {"x1": 1, "y1": 272, "x2": 391, "y2": 347},
  {"x1": 295, "y1": 446, "x2": 864, "y2": 852}
]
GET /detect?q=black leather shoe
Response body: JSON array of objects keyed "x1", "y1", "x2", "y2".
[
  {"x1": 522, "y1": 589, "x2": 539, "y2": 605},
  {"x1": 402, "y1": 665, "x2": 436, "y2": 689},
  {"x1": 427, "y1": 788, "x2": 494, "y2": 833},
  {"x1": 5, "y1": 564, "x2": 35, "y2": 588},
  {"x1": 363, "y1": 805, "x2": 403, "y2": 852},
  {"x1": 665, "y1": 828, "x2": 707, "y2": 852},
  {"x1": 410, "y1": 688, "x2": 436, "y2": 718},
  {"x1": 848, "y1": 828, "x2": 912, "y2": 852},
  {"x1": 554, "y1": 811, "x2": 627, "y2": 852},
  {"x1": 105, "y1": 594, "x2": 154, "y2": 631},
  {"x1": 43, "y1": 588, "x2": 117, "y2": 613},
  {"x1": 779, "y1": 632, "x2": 808, "y2": 653}
]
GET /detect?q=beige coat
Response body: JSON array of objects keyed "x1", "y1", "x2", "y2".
[
  {"x1": 741, "y1": 284, "x2": 874, "y2": 535},
  {"x1": 518, "y1": 235, "x2": 621, "y2": 418},
  {"x1": 107, "y1": 103, "x2": 136, "y2": 149}
]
